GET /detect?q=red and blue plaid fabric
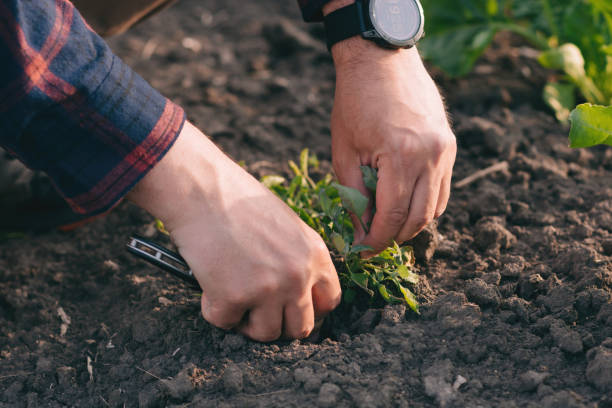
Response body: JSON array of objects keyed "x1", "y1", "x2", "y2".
[
  {"x1": 0, "y1": 0, "x2": 185, "y2": 216},
  {"x1": 0, "y1": 0, "x2": 328, "y2": 216}
]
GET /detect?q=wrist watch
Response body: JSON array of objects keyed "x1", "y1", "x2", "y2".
[{"x1": 323, "y1": 0, "x2": 425, "y2": 50}]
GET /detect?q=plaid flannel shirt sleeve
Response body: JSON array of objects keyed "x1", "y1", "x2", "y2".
[
  {"x1": 0, "y1": 0, "x2": 185, "y2": 216},
  {"x1": 297, "y1": 0, "x2": 333, "y2": 21}
]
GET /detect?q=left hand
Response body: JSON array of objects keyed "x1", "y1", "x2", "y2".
[{"x1": 328, "y1": 37, "x2": 457, "y2": 254}]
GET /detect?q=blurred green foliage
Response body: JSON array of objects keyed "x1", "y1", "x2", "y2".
[{"x1": 420, "y1": 0, "x2": 612, "y2": 146}]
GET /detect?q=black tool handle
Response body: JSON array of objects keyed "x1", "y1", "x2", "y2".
[{"x1": 126, "y1": 236, "x2": 200, "y2": 289}]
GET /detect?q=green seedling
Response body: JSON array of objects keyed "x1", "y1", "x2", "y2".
[{"x1": 263, "y1": 149, "x2": 419, "y2": 312}]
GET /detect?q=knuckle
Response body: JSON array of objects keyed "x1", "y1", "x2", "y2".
[
  {"x1": 428, "y1": 129, "x2": 457, "y2": 159},
  {"x1": 382, "y1": 207, "x2": 410, "y2": 226},
  {"x1": 429, "y1": 137, "x2": 447, "y2": 158},
  {"x1": 312, "y1": 239, "x2": 332, "y2": 264},
  {"x1": 224, "y1": 290, "x2": 249, "y2": 308},
  {"x1": 318, "y1": 290, "x2": 342, "y2": 315},
  {"x1": 257, "y1": 276, "x2": 280, "y2": 297},
  {"x1": 284, "y1": 258, "x2": 308, "y2": 286},
  {"x1": 306, "y1": 236, "x2": 334, "y2": 272},
  {"x1": 201, "y1": 305, "x2": 234, "y2": 329}
]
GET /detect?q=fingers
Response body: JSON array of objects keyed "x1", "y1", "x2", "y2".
[
  {"x1": 238, "y1": 303, "x2": 283, "y2": 342},
  {"x1": 312, "y1": 275, "x2": 342, "y2": 319},
  {"x1": 283, "y1": 293, "x2": 315, "y2": 339},
  {"x1": 435, "y1": 172, "x2": 451, "y2": 218},
  {"x1": 200, "y1": 295, "x2": 247, "y2": 330},
  {"x1": 361, "y1": 160, "x2": 416, "y2": 252},
  {"x1": 397, "y1": 175, "x2": 438, "y2": 242}
]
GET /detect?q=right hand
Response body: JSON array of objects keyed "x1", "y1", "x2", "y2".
[{"x1": 128, "y1": 122, "x2": 341, "y2": 341}]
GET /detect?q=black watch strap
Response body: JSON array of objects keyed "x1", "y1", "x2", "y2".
[{"x1": 324, "y1": 2, "x2": 370, "y2": 51}]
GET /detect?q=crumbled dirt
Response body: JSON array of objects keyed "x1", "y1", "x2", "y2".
[{"x1": 1, "y1": 0, "x2": 612, "y2": 407}]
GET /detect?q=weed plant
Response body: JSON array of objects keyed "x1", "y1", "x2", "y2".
[{"x1": 262, "y1": 149, "x2": 419, "y2": 312}]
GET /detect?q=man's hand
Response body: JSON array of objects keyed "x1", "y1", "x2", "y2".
[
  {"x1": 324, "y1": 1, "x2": 457, "y2": 253},
  {"x1": 128, "y1": 122, "x2": 341, "y2": 341}
]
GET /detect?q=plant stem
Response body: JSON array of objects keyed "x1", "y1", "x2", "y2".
[{"x1": 358, "y1": 217, "x2": 369, "y2": 235}]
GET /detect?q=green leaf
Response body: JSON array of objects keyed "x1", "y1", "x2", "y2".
[
  {"x1": 260, "y1": 175, "x2": 286, "y2": 188},
  {"x1": 288, "y1": 160, "x2": 303, "y2": 179},
  {"x1": 360, "y1": 166, "x2": 378, "y2": 194},
  {"x1": 539, "y1": 43, "x2": 587, "y2": 79},
  {"x1": 351, "y1": 272, "x2": 370, "y2": 290},
  {"x1": 287, "y1": 175, "x2": 302, "y2": 198},
  {"x1": 343, "y1": 288, "x2": 357, "y2": 304},
  {"x1": 296, "y1": 208, "x2": 317, "y2": 230},
  {"x1": 396, "y1": 265, "x2": 419, "y2": 285},
  {"x1": 332, "y1": 183, "x2": 369, "y2": 219},
  {"x1": 318, "y1": 189, "x2": 333, "y2": 216},
  {"x1": 299, "y1": 149, "x2": 310, "y2": 178},
  {"x1": 420, "y1": 24, "x2": 498, "y2": 77},
  {"x1": 378, "y1": 285, "x2": 392, "y2": 302},
  {"x1": 543, "y1": 82, "x2": 576, "y2": 123},
  {"x1": 569, "y1": 103, "x2": 612, "y2": 148},
  {"x1": 539, "y1": 44, "x2": 606, "y2": 104},
  {"x1": 485, "y1": 0, "x2": 498, "y2": 16},
  {"x1": 349, "y1": 244, "x2": 374, "y2": 254},
  {"x1": 155, "y1": 219, "x2": 170, "y2": 236},
  {"x1": 398, "y1": 285, "x2": 420, "y2": 314},
  {"x1": 331, "y1": 232, "x2": 347, "y2": 255}
]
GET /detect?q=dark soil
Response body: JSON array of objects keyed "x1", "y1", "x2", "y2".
[{"x1": 2, "y1": 0, "x2": 612, "y2": 407}]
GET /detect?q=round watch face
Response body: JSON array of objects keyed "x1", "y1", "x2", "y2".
[{"x1": 370, "y1": 0, "x2": 423, "y2": 46}]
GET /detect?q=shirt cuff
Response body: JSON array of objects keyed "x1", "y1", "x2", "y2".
[
  {"x1": 64, "y1": 100, "x2": 186, "y2": 216},
  {"x1": 0, "y1": 0, "x2": 186, "y2": 216}
]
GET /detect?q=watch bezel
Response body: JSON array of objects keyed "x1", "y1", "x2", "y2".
[{"x1": 368, "y1": 0, "x2": 425, "y2": 48}]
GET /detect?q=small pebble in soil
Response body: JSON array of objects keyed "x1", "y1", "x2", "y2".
[
  {"x1": 160, "y1": 364, "x2": 196, "y2": 401},
  {"x1": 501, "y1": 296, "x2": 531, "y2": 322},
  {"x1": 222, "y1": 363, "x2": 244, "y2": 394},
  {"x1": 317, "y1": 383, "x2": 342, "y2": 408},
  {"x1": 407, "y1": 222, "x2": 438, "y2": 263},
  {"x1": 435, "y1": 292, "x2": 482, "y2": 332},
  {"x1": 465, "y1": 278, "x2": 501, "y2": 308},
  {"x1": 586, "y1": 344, "x2": 612, "y2": 393},
  {"x1": 380, "y1": 304, "x2": 406, "y2": 325},
  {"x1": 294, "y1": 366, "x2": 322, "y2": 392},
  {"x1": 519, "y1": 370, "x2": 549, "y2": 392},
  {"x1": 138, "y1": 383, "x2": 163, "y2": 408},
  {"x1": 550, "y1": 322, "x2": 583, "y2": 354},
  {"x1": 501, "y1": 261, "x2": 524, "y2": 278},
  {"x1": 540, "y1": 390, "x2": 583, "y2": 408},
  {"x1": 56, "y1": 366, "x2": 76, "y2": 388},
  {"x1": 422, "y1": 360, "x2": 455, "y2": 408},
  {"x1": 474, "y1": 217, "x2": 516, "y2": 252},
  {"x1": 103, "y1": 259, "x2": 120, "y2": 272},
  {"x1": 221, "y1": 333, "x2": 247, "y2": 352},
  {"x1": 602, "y1": 239, "x2": 612, "y2": 256},
  {"x1": 598, "y1": 303, "x2": 612, "y2": 325}
]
